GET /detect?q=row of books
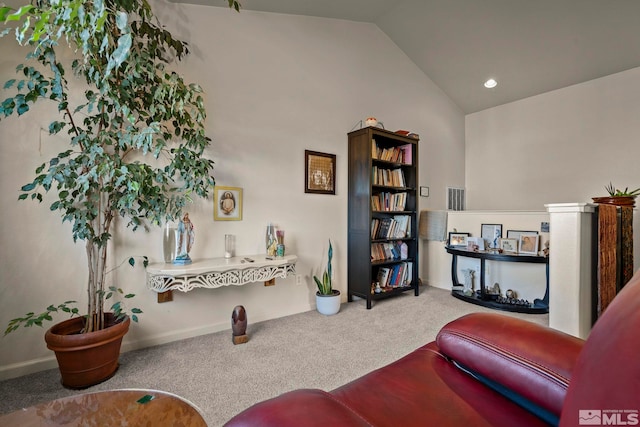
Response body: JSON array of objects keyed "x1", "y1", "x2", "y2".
[
  {"x1": 375, "y1": 262, "x2": 413, "y2": 288},
  {"x1": 371, "y1": 215, "x2": 412, "y2": 239},
  {"x1": 371, "y1": 192, "x2": 407, "y2": 211},
  {"x1": 371, "y1": 139, "x2": 413, "y2": 165},
  {"x1": 372, "y1": 166, "x2": 406, "y2": 187},
  {"x1": 371, "y1": 241, "x2": 409, "y2": 261}
]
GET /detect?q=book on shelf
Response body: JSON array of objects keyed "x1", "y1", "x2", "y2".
[
  {"x1": 370, "y1": 241, "x2": 406, "y2": 261},
  {"x1": 374, "y1": 261, "x2": 413, "y2": 288},
  {"x1": 372, "y1": 167, "x2": 406, "y2": 187},
  {"x1": 371, "y1": 139, "x2": 413, "y2": 165},
  {"x1": 371, "y1": 192, "x2": 407, "y2": 212},
  {"x1": 370, "y1": 215, "x2": 411, "y2": 239}
]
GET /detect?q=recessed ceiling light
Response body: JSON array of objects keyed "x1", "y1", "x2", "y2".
[{"x1": 484, "y1": 79, "x2": 498, "y2": 89}]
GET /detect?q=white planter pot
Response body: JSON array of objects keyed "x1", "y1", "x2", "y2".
[{"x1": 316, "y1": 290, "x2": 341, "y2": 315}]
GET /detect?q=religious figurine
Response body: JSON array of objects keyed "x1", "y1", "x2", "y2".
[
  {"x1": 232, "y1": 305, "x2": 248, "y2": 345},
  {"x1": 173, "y1": 212, "x2": 195, "y2": 265},
  {"x1": 462, "y1": 269, "x2": 475, "y2": 296}
]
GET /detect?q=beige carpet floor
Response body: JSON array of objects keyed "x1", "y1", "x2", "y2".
[{"x1": 0, "y1": 285, "x2": 548, "y2": 426}]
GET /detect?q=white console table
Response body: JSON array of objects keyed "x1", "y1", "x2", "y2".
[{"x1": 147, "y1": 255, "x2": 297, "y2": 302}]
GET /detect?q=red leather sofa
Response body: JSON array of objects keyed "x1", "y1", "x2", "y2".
[{"x1": 225, "y1": 270, "x2": 640, "y2": 426}]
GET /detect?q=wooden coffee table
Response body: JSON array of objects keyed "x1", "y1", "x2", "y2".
[{"x1": 0, "y1": 389, "x2": 207, "y2": 426}]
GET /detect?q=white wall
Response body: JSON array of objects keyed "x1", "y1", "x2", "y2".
[
  {"x1": 465, "y1": 67, "x2": 640, "y2": 268},
  {"x1": 0, "y1": 2, "x2": 465, "y2": 378}
]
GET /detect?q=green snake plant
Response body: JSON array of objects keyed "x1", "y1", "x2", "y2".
[{"x1": 314, "y1": 240, "x2": 334, "y2": 295}]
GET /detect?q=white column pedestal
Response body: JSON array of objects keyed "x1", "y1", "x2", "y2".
[{"x1": 545, "y1": 203, "x2": 596, "y2": 339}]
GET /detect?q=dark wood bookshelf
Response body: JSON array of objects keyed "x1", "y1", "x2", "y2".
[{"x1": 348, "y1": 127, "x2": 419, "y2": 309}]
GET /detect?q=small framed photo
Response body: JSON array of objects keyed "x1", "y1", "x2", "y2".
[
  {"x1": 305, "y1": 150, "x2": 336, "y2": 195},
  {"x1": 448, "y1": 232, "x2": 470, "y2": 247},
  {"x1": 481, "y1": 224, "x2": 502, "y2": 248},
  {"x1": 467, "y1": 236, "x2": 485, "y2": 251},
  {"x1": 213, "y1": 186, "x2": 243, "y2": 221},
  {"x1": 518, "y1": 233, "x2": 539, "y2": 255},
  {"x1": 500, "y1": 238, "x2": 518, "y2": 253},
  {"x1": 506, "y1": 230, "x2": 539, "y2": 240}
]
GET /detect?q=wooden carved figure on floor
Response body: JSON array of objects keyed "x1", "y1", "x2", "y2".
[{"x1": 231, "y1": 305, "x2": 248, "y2": 345}]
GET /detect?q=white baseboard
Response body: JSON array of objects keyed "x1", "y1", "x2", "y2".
[{"x1": 0, "y1": 304, "x2": 314, "y2": 381}]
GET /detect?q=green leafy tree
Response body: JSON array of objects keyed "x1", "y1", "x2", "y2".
[{"x1": 1, "y1": 0, "x2": 240, "y2": 333}]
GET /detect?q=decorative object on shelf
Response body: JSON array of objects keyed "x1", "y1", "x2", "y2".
[
  {"x1": 225, "y1": 234, "x2": 235, "y2": 259},
  {"x1": 266, "y1": 223, "x2": 278, "y2": 256},
  {"x1": 174, "y1": 213, "x2": 195, "y2": 265},
  {"x1": 214, "y1": 186, "x2": 243, "y2": 221},
  {"x1": 305, "y1": 150, "x2": 336, "y2": 195},
  {"x1": 506, "y1": 230, "x2": 538, "y2": 239},
  {"x1": 518, "y1": 233, "x2": 539, "y2": 255},
  {"x1": 314, "y1": 240, "x2": 341, "y2": 316},
  {"x1": 462, "y1": 269, "x2": 475, "y2": 296},
  {"x1": 231, "y1": 305, "x2": 248, "y2": 345},
  {"x1": 481, "y1": 224, "x2": 503, "y2": 249},
  {"x1": 395, "y1": 129, "x2": 420, "y2": 139},
  {"x1": 365, "y1": 117, "x2": 379, "y2": 127},
  {"x1": 448, "y1": 232, "x2": 470, "y2": 247},
  {"x1": 163, "y1": 222, "x2": 177, "y2": 263},
  {"x1": 467, "y1": 236, "x2": 485, "y2": 251},
  {"x1": 499, "y1": 238, "x2": 518, "y2": 253},
  {"x1": 0, "y1": 0, "x2": 240, "y2": 388},
  {"x1": 276, "y1": 230, "x2": 285, "y2": 257}
]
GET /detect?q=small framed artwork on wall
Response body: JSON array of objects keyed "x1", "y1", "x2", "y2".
[
  {"x1": 214, "y1": 186, "x2": 243, "y2": 221},
  {"x1": 305, "y1": 150, "x2": 336, "y2": 195}
]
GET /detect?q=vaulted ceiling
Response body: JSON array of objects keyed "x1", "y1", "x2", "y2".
[{"x1": 177, "y1": 0, "x2": 640, "y2": 114}]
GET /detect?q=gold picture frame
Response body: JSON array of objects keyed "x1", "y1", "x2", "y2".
[{"x1": 213, "y1": 186, "x2": 243, "y2": 221}]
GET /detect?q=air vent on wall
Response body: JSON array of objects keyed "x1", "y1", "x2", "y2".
[{"x1": 447, "y1": 187, "x2": 465, "y2": 211}]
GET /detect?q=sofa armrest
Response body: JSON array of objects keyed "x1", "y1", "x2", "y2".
[
  {"x1": 223, "y1": 389, "x2": 372, "y2": 427},
  {"x1": 436, "y1": 313, "x2": 584, "y2": 417}
]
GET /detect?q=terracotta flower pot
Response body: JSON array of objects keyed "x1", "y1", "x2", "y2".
[{"x1": 44, "y1": 313, "x2": 130, "y2": 389}]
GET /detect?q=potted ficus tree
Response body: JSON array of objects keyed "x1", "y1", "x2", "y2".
[
  {"x1": 1, "y1": 0, "x2": 240, "y2": 388},
  {"x1": 313, "y1": 240, "x2": 341, "y2": 315}
]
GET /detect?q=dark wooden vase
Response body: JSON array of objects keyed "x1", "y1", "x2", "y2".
[
  {"x1": 592, "y1": 196, "x2": 636, "y2": 207},
  {"x1": 44, "y1": 313, "x2": 130, "y2": 389}
]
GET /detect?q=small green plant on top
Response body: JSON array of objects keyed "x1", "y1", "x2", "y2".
[
  {"x1": 605, "y1": 182, "x2": 640, "y2": 197},
  {"x1": 314, "y1": 240, "x2": 333, "y2": 295}
]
